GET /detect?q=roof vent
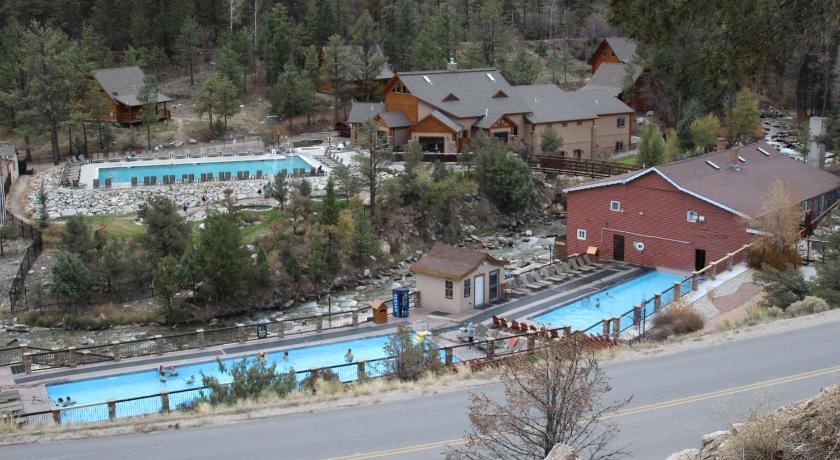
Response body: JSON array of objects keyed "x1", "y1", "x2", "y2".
[
  {"x1": 757, "y1": 147, "x2": 770, "y2": 156},
  {"x1": 486, "y1": 73, "x2": 496, "y2": 82},
  {"x1": 705, "y1": 160, "x2": 721, "y2": 170},
  {"x1": 422, "y1": 75, "x2": 432, "y2": 85}
]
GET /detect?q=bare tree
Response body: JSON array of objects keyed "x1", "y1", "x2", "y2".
[
  {"x1": 353, "y1": 118, "x2": 391, "y2": 224},
  {"x1": 446, "y1": 338, "x2": 629, "y2": 460},
  {"x1": 749, "y1": 179, "x2": 802, "y2": 268}
]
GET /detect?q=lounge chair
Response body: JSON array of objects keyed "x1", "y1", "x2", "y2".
[
  {"x1": 572, "y1": 256, "x2": 597, "y2": 273},
  {"x1": 541, "y1": 266, "x2": 566, "y2": 283},
  {"x1": 562, "y1": 261, "x2": 584, "y2": 276},
  {"x1": 504, "y1": 277, "x2": 529, "y2": 297},
  {"x1": 518, "y1": 274, "x2": 544, "y2": 291},
  {"x1": 527, "y1": 271, "x2": 553, "y2": 288},
  {"x1": 550, "y1": 264, "x2": 572, "y2": 281}
]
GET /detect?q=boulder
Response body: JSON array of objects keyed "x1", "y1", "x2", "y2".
[
  {"x1": 665, "y1": 449, "x2": 700, "y2": 460},
  {"x1": 544, "y1": 443, "x2": 578, "y2": 460}
]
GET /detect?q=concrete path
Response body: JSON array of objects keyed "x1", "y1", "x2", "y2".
[{"x1": 4, "y1": 312, "x2": 840, "y2": 459}]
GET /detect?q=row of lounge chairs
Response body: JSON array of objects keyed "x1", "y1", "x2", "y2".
[
  {"x1": 504, "y1": 255, "x2": 601, "y2": 297},
  {"x1": 86, "y1": 144, "x2": 266, "y2": 163},
  {"x1": 490, "y1": 315, "x2": 618, "y2": 349}
]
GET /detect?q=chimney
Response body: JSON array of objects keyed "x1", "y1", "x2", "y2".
[
  {"x1": 729, "y1": 147, "x2": 740, "y2": 171},
  {"x1": 808, "y1": 116, "x2": 828, "y2": 170},
  {"x1": 447, "y1": 58, "x2": 458, "y2": 72}
]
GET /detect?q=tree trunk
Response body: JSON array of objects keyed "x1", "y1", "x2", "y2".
[
  {"x1": 82, "y1": 123, "x2": 89, "y2": 155},
  {"x1": 190, "y1": 60, "x2": 195, "y2": 85},
  {"x1": 68, "y1": 126, "x2": 73, "y2": 156},
  {"x1": 23, "y1": 134, "x2": 32, "y2": 162},
  {"x1": 97, "y1": 121, "x2": 103, "y2": 149},
  {"x1": 146, "y1": 123, "x2": 152, "y2": 150},
  {"x1": 50, "y1": 127, "x2": 60, "y2": 165}
]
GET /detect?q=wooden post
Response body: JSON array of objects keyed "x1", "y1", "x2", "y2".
[
  {"x1": 160, "y1": 391, "x2": 170, "y2": 413},
  {"x1": 415, "y1": 292, "x2": 421, "y2": 309},
  {"x1": 111, "y1": 341, "x2": 121, "y2": 361},
  {"x1": 612, "y1": 317, "x2": 621, "y2": 339},
  {"x1": 445, "y1": 346, "x2": 453, "y2": 366},
  {"x1": 67, "y1": 347, "x2": 77, "y2": 368},
  {"x1": 654, "y1": 293, "x2": 662, "y2": 312},
  {"x1": 691, "y1": 273, "x2": 699, "y2": 291},
  {"x1": 633, "y1": 305, "x2": 641, "y2": 326},
  {"x1": 486, "y1": 339, "x2": 495, "y2": 359},
  {"x1": 20, "y1": 344, "x2": 31, "y2": 374},
  {"x1": 602, "y1": 318, "x2": 611, "y2": 337},
  {"x1": 357, "y1": 361, "x2": 366, "y2": 380},
  {"x1": 710, "y1": 262, "x2": 717, "y2": 280},
  {"x1": 236, "y1": 323, "x2": 246, "y2": 343},
  {"x1": 154, "y1": 335, "x2": 164, "y2": 354},
  {"x1": 316, "y1": 315, "x2": 323, "y2": 332},
  {"x1": 352, "y1": 310, "x2": 359, "y2": 327},
  {"x1": 563, "y1": 326, "x2": 572, "y2": 337},
  {"x1": 310, "y1": 367, "x2": 319, "y2": 380},
  {"x1": 196, "y1": 329, "x2": 205, "y2": 349},
  {"x1": 673, "y1": 281, "x2": 682, "y2": 301},
  {"x1": 726, "y1": 253, "x2": 734, "y2": 271},
  {"x1": 276, "y1": 320, "x2": 285, "y2": 339},
  {"x1": 527, "y1": 333, "x2": 535, "y2": 353},
  {"x1": 107, "y1": 400, "x2": 116, "y2": 421}
]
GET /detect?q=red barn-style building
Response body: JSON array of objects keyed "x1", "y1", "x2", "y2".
[{"x1": 564, "y1": 142, "x2": 840, "y2": 271}]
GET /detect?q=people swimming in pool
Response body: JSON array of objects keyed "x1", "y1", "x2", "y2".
[
  {"x1": 63, "y1": 396, "x2": 76, "y2": 407},
  {"x1": 345, "y1": 348, "x2": 354, "y2": 363},
  {"x1": 257, "y1": 351, "x2": 266, "y2": 361},
  {"x1": 158, "y1": 364, "x2": 165, "y2": 376},
  {"x1": 160, "y1": 374, "x2": 167, "y2": 383},
  {"x1": 56, "y1": 397, "x2": 64, "y2": 406},
  {"x1": 167, "y1": 366, "x2": 178, "y2": 376},
  {"x1": 282, "y1": 351, "x2": 289, "y2": 361},
  {"x1": 185, "y1": 375, "x2": 196, "y2": 385},
  {"x1": 595, "y1": 297, "x2": 601, "y2": 308}
]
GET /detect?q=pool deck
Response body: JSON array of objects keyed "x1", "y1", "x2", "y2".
[
  {"x1": 78, "y1": 153, "x2": 323, "y2": 189},
  {"x1": 2, "y1": 261, "x2": 656, "y2": 413}
]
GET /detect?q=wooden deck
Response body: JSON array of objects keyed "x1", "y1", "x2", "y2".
[{"x1": 529, "y1": 155, "x2": 642, "y2": 178}]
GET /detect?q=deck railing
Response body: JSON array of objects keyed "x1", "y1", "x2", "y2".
[{"x1": 529, "y1": 155, "x2": 642, "y2": 178}]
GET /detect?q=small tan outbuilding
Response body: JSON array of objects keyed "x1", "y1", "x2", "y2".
[{"x1": 411, "y1": 243, "x2": 507, "y2": 316}]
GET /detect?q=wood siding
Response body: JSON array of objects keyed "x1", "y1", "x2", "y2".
[
  {"x1": 385, "y1": 92, "x2": 419, "y2": 125},
  {"x1": 411, "y1": 114, "x2": 458, "y2": 135},
  {"x1": 590, "y1": 41, "x2": 621, "y2": 73},
  {"x1": 565, "y1": 172, "x2": 752, "y2": 271}
]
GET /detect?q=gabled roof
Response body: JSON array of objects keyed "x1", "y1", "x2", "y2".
[
  {"x1": 588, "y1": 37, "x2": 638, "y2": 65},
  {"x1": 395, "y1": 68, "x2": 531, "y2": 118},
  {"x1": 411, "y1": 243, "x2": 506, "y2": 280},
  {"x1": 347, "y1": 102, "x2": 384, "y2": 123},
  {"x1": 565, "y1": 142, "x2": 840, "y2": 218},
  {"x1": 0, "y1": 143, "x2": 16, "y2": 160},
  {"x1": 427, "y1": 110, "x2": 463, "y2": 133},
  {"x1": 580, "y1": 63, "x2": 643, "y2": 97},
  {"x1": 93, "y1": 66, "x2": 172, "y2": 107},
  {"x1": 377, "y1": 111, "x2": 411, "y2": 128},
  {"x1": 474, "y1": 112, "x2": 505, "y2": 129},
  {"x1": 509, "y1": 85, "x2": 632, "y2": 124}
]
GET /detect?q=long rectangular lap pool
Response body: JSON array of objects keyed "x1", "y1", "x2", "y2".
[
  {"x1": 94, "y1": 155, "x2": 315, "y2": 184},
  {"x1": 46, "y1": 333, "x2": 444, "y2": 424},
  {"x1": 532, "y1": 270, "x2": 691, "y2": 333}
]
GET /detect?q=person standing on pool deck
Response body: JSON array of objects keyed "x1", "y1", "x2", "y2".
[
  {"x1": 466, "y1": 322, "x2": 474, "y2": 342},
  {"x1": 345, "y1": 348, "x2": 353, "y2": 363}
]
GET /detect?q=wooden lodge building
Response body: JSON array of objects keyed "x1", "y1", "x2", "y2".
[
  {"x1": 582, "y1": 37, "x2": 652, "y2": 111},
  {"x1": 347, "y1": 62, "x2": 633, "y2": 157},
  {"x1": 564, "y1": 142, "x2": 840, "y2": 271},
  {"x1": 91, "y1": 66, "x2": 172, "y2": 124}
]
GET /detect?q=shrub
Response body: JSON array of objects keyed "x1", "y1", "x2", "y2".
[
  {"x1": 747, "y1": 244, "x2": 801, "y2": 270},
  {"x1": 383, "y1": 324, "x2": 442, "y2": 381},
  {"x1": 651, "y1": 306, "x2": 705, "y2": 338},
  {"x1": 726, "y1": 410, "x2": 783, "y2": 460},
  {"x1": 200, "y1": 357, "x2": 296, "y2": 406},
  {"x1": 745, "y1": 305, "x2": 783, "y2": 323},
  {"x1": 786, "y1": 296, "x2": 831, "y2": 317},
  {"x1": 753, "y1": 264, "x2": 809, "y2": 309}
]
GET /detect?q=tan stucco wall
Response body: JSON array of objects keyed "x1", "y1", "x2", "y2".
[
  {"x1": 528, "y1": 120, "x2": 595, "y2": 158},
  {"x1": 415, "y1": 261, "x2": 504, "y2": 315},
  {"x1": 592, "y1": 113, "x2": 632, "y2": 159}
]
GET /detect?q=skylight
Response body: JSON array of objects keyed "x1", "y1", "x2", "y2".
[
  {"x1": 422, "y1": 75, "x2": 432, "y2": 85},
  {"x1": 738, "y1": 156, "x2": 747, "y2": 163},
  {"x1": 757, "y1": 147, "x2": 770, "y2": 156},
  {"x1": 705, "y1": 160, "x2": 720, "y2": 170},
  {"x1": 486, "y1": 73, "x2": 495, "y2": 82}
]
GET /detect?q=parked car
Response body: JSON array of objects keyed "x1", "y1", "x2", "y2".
[{"x1": 335, "y1": 121, "x2": 351, "y2": 137}]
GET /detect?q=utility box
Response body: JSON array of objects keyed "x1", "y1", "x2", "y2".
[
  {"x1": 586, "y1": 246, "x2": 600, "y2": 263},
  {"x1": 372, "y1": 300, "x2": 388, "y2": 324}
]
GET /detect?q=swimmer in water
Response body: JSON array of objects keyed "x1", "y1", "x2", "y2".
[{"x1": 595, "y1": 297, "x2": 601, "y2": 308}]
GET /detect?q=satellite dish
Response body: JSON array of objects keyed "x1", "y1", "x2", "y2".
[{"x1": 634, "y1": 241, "x2": 645, "y2": 252}]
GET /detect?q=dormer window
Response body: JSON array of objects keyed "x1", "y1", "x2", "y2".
[
  {"x1": 493, "y1": 90, "x2": 508, "y2": 98},
  {"x1": 443, "y1": 93, "x2": 459, "y2": 102}
]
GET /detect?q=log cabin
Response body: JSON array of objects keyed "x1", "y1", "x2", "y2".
[{"x1": 91, "y1": 66, "x2": 172, "y2": 124}]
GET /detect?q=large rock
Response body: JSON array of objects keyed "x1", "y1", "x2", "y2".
[
  {"x1": 544, "y1": 444, "x2": 578, "y2": 460},
  {"x1": 665, "y1": 449, "x2": 700, "y2": 460}
]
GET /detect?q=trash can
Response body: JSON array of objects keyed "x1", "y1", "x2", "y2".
[
  {"x1": 392, "y1": 288, "x2": 410, "y2": 318},
  {"x1": 372, "y1": 300, "x2": 388, "y2": 324},
  {"x1": 257, "y1": 323, "x2": 267, "y2": 339}
]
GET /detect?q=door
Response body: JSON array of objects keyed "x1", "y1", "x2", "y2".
[
  {"x1": 488, "y1": 270, "x2": 499, "y2": 301},
  {"x1": 492, "y1": 131, "x2": 509, "y2": 143},
  {"x1": 418, "y1": 136, "x2": 445, "y2": 152},
  {"x1": 613, "y1": 234, "x2": 625, "y2": 262},
  {"x1": 695, "y1": 249, "x2": 707, "y2": 272},
  {"x1": 474, "y1": 274, "x2": 485, "y2": 307}
]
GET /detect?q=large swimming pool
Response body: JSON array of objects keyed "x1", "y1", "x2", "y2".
[
  {"x1": 46, "y1": 333, "x2": 440, "y2": 423},
  {"x1": 95, "y1": 156, "x2": 314, "y2": 184},
  {"x1": 532, "y1": 270, "x2": 690, "y2": 332}
]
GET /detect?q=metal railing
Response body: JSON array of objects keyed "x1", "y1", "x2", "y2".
[{"x1": 7, "y1": 211, "x2": 43, "y2": 312}]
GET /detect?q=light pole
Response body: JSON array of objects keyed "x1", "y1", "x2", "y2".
[{"x1": 327, "y1": 278, "x2": 335, "y2": 328}]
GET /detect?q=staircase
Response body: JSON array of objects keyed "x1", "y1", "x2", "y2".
[{"x1": 59, "y1": 162, "x2": 81, "y2": 187}]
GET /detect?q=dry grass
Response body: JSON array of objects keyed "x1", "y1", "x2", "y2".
[{"x1": 651, "y1": 305, "x2": 705, "y2": 339}]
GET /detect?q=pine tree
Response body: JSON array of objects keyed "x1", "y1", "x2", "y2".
[
  {"x1": 727, "y1": 88, "x2": 760, "y2": 145},
  {"x1": 351, "y1": 11, "x2": 386, "y2": 102},
  {"x1": 215, "y1": 42, "x2": 244, "y2": 91},
  {"x1": 471, "y1": 0, "x2": 511, "y2": 66},
  {"x1": 78, "y1": 23, "x2": 113, "y2": 71},
  {"x1": 322, "y1": 34, "x2": 352, "y2": 124},
  {"x1": 500, "y1": 49, "x2": 541, "y2": 85},
  {"x1": 0, "y1": 19, "x2": 37, "y2": 161},
  {"x1": 259, "y1": 4, "x2": 293, "y2": 85},
  {"x1": 194, "y1": 213, "x2": 253, "y2": 303},
  {"x1": 320, "y1": 177, "x2": 340, "y2": 226},
  {"x1": 175, "y1": 16, "x2": 200, "y2": 85},
  {"x1": 137, "y1": 74, "x2": 161, "y2": 150},
  {"x1": 138, "y1": 195, "x2": 191, "y2": 265},
  {"x1": 264, "y1": 172, "x2": 289, "y2": 208},
  {"x1": 540, "y1": 127, "x2": 563, "y2": 155}
]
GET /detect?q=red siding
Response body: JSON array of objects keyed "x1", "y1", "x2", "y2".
[{"x1": 566, "y1": 172, "x2": 753, "y2": 271}]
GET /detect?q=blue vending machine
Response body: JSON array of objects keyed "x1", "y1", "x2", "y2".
[{"x1": 392, "y1": 288, "x2": 410, "y2": 318}]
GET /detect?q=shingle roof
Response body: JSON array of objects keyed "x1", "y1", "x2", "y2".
[
  {"x1": 0, "y1": 144, "x2": 16, "y2": 160},
  {"x1": 378, "y1": 111, "x2": 411, "y2": 128},
  {"x1": 347, "y1": 102, "x2": 384, "y2": 123},
  {"x1": 93, "y1": 66, "x2": 172, "y2": 107},
  {"x1": 428, "y1": 110, "x2": 463, "y2": 133},
  {"x1": 566, "y1": 142, "x2": 840, "y2": 218},
  {"x1": 603, "y1": 37, "x2": 638, "y2": 63},
  {"x1": 580, "y1": 63, "x2": 642, "y2": 96},
  {"x1": 474, "y1": 112, "x2": 504, "y2": 129},
  {"x1": 397, "y1": 69, "x2": 531, "y2": 118},
  {"x1": 508, "y1": 85, "x2": 632, "y2": 124},
  {"x1": 411, "y1": 243, "x2": 506, "y2": 280}
]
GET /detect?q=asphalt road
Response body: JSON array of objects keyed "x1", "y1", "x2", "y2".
[{"x1": 4, "y1": 319, "x2": 840, "y2": 460}]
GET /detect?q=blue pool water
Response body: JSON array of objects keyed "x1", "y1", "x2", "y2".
[
  {"x1": 47, "y1": 333, "x2": 444, "y2": 423},
  {"x1": 532, "y1": 270, "x2": 690, "y2": 333},
  {"x1": 96, "y1": 156, "x2": 313, "y2": 184}
]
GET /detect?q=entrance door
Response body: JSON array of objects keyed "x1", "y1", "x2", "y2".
[
  {"x1": 613, "y1": 234, "x2": 625, "y2": 262},
  {"x1": 492, "y1": 131, "x2": 509, "y2": 143},
  {"x1": 474, "y1": 274, "x2": 485, "y2": 307},
  {"x1": 695, "y1": 249, "x2": 707, "y2": 271}
]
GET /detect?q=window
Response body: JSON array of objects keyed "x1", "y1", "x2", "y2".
[
  {"x1": 617, "y1": 117, "x2": 626, "y2": 128},
  {"x1": 610, "y1": 200, "x2": 621, "y2": 212},
  {"x1": 559, "y1": 150, "x2": 567, "y2": 157},
  {"x1": 577, "y1": 229, "x2": 587, "y2": 240},
  {"x1": 489, "y1": 271, "x2": 499, "y2": 301},
  {"x1": 687, "y1": 211, "x2": 699, "y2": 223},
  {"x1": 445, "y1": 280, "x2": 453, "y2": 299},
  {"x1": 602, "y1": 51, "x2": 608, "y2": 56},
  {"x1": 464, "y1": 279, "x2": 471, "y2": 298},
  {"x1": 615, "y1": 141, "x2": 624, "y2": 152},
  {"x1": 576, "y1": 121, "x2": 582, "y2": 126},
  {"x1": 561, "y1": 122, "x2": 567, "y2": 127},
  {"x1": 574, "y1": 149, "x2": 582, "y2": 159}
]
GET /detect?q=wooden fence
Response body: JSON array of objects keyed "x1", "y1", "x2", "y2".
[{"x1": 529, "y1": 155, "x2": 642, "y2": 178}]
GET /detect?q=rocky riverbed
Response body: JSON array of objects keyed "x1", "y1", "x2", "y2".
[{"x1": 761, "y1": 106, "x2": 802, "y2": 158}]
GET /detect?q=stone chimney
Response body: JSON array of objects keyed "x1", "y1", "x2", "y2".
[
  {"x1": 808, "y1": 116, "x2": 827, "y2": 170},
  {"x1": 729, "y1": 147, "x2": 740, "y2": 171},
  {"x1": 446, "y1": 58, "x2": 458, "y2": 71}
]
